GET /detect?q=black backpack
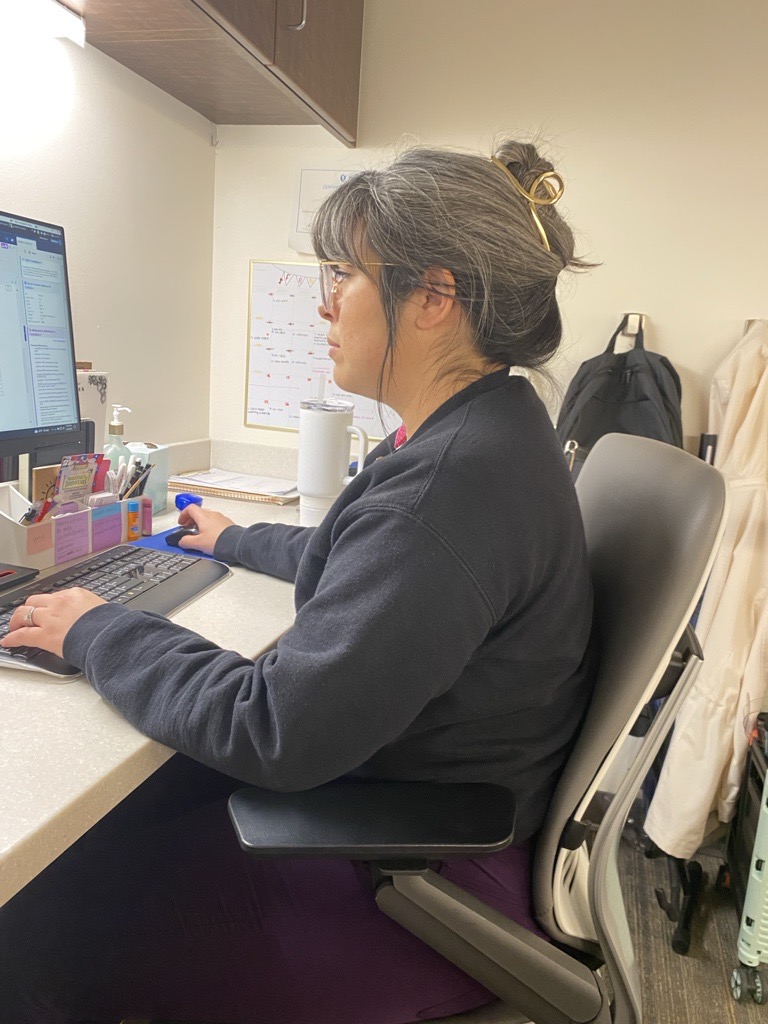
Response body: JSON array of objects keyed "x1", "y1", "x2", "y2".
[{"x1": 556, "y1": 315, "x2": 683, "y2": 477}]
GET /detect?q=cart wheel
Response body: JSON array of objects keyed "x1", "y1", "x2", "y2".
[
  {"x1": 731, "y1": 967, "x2": 749, "y2": 1002},
  {"x1": 753, "y1": 970, "x2": 765, "y2": 1004}
]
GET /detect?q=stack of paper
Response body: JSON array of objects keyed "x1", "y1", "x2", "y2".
[{"x1": 167, "y1": 468, "x2": 299, "y2": 504}]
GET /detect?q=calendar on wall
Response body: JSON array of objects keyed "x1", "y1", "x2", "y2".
[{"x1": 244, "y1": 260, "x2": 392, "y2": 438}]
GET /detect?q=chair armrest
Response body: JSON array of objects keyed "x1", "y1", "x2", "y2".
[{"x1": 228, "y1": 781, "x2": 516, "y2": 860}]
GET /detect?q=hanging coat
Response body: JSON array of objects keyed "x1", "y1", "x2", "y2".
[{"x1": 644, "y1": 320, "x2": 768, "y2": 859}]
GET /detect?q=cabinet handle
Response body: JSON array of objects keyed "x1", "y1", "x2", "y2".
[{"x1": 284, "y1": 0, "x2": 308, "y2": 31}]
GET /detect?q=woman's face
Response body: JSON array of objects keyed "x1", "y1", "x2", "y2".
[{"x1": 318, "y1": 262, "x2": 393, "y2": 401}]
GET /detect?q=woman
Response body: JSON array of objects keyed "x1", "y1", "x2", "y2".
[{"x1": 0, "y1": 139, "x2": 596, "y2": 1024}]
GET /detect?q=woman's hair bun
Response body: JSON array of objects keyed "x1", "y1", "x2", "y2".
[
  {"x1": 491, "y1": 138, "x2": 574, "y2": 268},
  {"x1": 492, "y1": 140, "x2": 555, "y2": 197}
]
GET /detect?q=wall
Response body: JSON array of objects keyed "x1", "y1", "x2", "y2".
[
  {"x1": 5, "y1": 3, "x2": 762, "y2": 453},
  {"x1": 210, "y1": 0, "x2": 768, "y2": 451},
  {"x1": 1, "y1": 35, "x2": 215, "y2": 445},
  {"x1": 210, "y1": 125, "x2": 348, "y2": 451}
]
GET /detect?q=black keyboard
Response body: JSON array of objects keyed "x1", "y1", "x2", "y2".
[{"x1": 0, "y1": 545, "x2": 231, "y2": 678}]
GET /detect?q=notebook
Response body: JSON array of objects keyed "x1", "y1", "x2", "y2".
[{"x1": 167, "y1": 468, "x2": 299, "y2": 504}]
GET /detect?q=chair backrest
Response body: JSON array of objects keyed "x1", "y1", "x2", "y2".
[{"x1": 532, "y1": 434, "x2": 727, "y2": 1014}]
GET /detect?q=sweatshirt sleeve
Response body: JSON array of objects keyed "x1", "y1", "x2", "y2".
[
  {"x1": 213, "y1": 521, "x2": 314, "y2": 581},
  {"x1": 63, "y1": 508, "x2": 495, "y2": 792}
]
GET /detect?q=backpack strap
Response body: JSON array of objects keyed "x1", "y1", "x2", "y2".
[{"x1": 605, "y1": 314, "x2": 645, "y2": 353}]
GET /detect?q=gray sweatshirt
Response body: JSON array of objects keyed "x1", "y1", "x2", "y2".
[{"x1": 64, "y1": 370, "x2": 595, "y2": 841}]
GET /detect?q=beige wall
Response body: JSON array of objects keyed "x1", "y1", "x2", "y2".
[
  {"x1": 211, "y1": 0, "x2": 768, "y2": 450},
  {"x1": 1, "y1": 38, "x2": 215, "y2": 444},
  {"x1": 4, "y1": 2, "x2": 766, "y2": 453}
]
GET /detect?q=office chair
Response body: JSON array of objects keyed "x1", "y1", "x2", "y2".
[{"x1": 167, "y1": 433, "x2": 728, "y2": 1024}]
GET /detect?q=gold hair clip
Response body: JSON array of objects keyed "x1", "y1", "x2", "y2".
[{"x1": 490, "y1": 157, "x2": 565, "y2": 252}]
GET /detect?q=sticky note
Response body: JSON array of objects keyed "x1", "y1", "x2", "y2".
[
  {"x1": 91, "y1": 504, "x2": 123, "y2": 551},
  {"x1": 54, "y1": 510, "x2": 90, "y2": 564},
  {"x1": 26, "y1": 521, "x2": 53, "y2": 557}
]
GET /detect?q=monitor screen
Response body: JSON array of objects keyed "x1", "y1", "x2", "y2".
[{"x1": 0, "y1": 210, "x2": 81, "y2": 460}]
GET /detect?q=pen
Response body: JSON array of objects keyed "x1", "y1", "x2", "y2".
[
  {"x1": 130, "y1": 460, "x2": 145, "y2": 489},
  {"x1": 122, "y1": 458, "x2": 146, "y2": 498},
  {"x1": 19, "y1": 502, "x2": 41, "y2": 525},
  {"x1": 138, "y1": 462, "x2": 154, "y2": 495},
  {"x1": 122, "y1": 464, "x2": 152, "y2": 500}
]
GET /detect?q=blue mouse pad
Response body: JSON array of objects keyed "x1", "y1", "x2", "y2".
[{"x1": 130, "y1": 530, "x2": 217, "y2": 560}]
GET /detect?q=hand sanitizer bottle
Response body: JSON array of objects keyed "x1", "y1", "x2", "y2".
[{"x1": 104, "y1": 405, "x2": 133, "y2": 467}]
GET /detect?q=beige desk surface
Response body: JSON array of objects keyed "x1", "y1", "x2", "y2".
[{"x1": 0, "y1": 497, "x2": 299, "y2": 907}]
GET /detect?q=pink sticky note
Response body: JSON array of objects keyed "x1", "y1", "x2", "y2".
[
  {"x1": 26, "y1": 521, "x2": 53, "y2": 556},
  {"x1": 91, "y1": 504, "x2": 123, "y2": 551},
  {"x1": 53, "y1": 510, "x2": 90, "y2": 564}
]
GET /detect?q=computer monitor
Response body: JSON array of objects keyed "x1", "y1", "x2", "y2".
[{"x1": 0, "y1": 210, "x2": 81, "y2": 465}]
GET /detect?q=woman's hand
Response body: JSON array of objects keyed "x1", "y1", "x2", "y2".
[
  {"x1": 1, "y1": 588, "x2": 107, "y2": 659},
  {"x1": 177, "y1": 504, "x2": 235, "y2": 555}
]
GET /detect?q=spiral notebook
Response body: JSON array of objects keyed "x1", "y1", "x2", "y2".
[{"x1": 167, "y1": 468, "x2": 299, "y2": 504}]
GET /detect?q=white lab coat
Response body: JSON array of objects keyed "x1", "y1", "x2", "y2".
[{"x1": 644, "y1": 320, "x2": 768, "y2": 859}]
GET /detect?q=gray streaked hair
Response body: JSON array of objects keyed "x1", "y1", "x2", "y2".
[{"x1": 311, "y1": 139, "x2": 591, "y2": 388}]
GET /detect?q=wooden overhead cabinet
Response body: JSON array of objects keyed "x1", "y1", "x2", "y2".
[{"x1": 67, "y1": 0, "x2": 364, "y2": 145}]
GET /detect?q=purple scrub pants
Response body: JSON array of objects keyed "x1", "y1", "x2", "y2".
[{"x1": 0, "y1": 756, "x2": 542, "y2": 1024}]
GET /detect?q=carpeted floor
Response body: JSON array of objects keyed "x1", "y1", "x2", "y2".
[{"x1": 620, "y1": 841, "x2": 765, "y2": 1023}]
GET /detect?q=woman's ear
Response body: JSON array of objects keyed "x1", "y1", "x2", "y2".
[{"x1": 413, "y1": 267, "x2": 458, "y2": 330}]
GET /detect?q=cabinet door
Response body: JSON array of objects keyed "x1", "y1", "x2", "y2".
[
  {"x1": 193, "y1": 0, "x2": 277, "y2": 64},
  {"x1": 273, "y1": 0, "x2": 364, "y2": 142}
]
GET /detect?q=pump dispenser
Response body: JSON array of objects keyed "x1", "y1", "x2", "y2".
[{"x1": 104, "y1": 405, "x2": 133, "y2": 467}]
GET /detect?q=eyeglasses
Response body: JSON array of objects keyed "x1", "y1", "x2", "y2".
[
  {"x1": 317, "y1": 260, "x2": 458, "y2": 311},
  {"x1": 317, "y1": 260, "x2": 396, "y2": 311}
]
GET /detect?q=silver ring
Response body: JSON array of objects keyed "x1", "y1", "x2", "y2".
[{"x1": 22, "y1": 605, "x2": 36, "y2": 627}]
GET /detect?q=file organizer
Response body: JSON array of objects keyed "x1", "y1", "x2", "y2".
[{"x1": 0, "y1": 483, "x2": 130, "y2": 570}]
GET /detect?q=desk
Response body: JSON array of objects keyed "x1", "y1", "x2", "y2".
[{"x1": 0, "y1": 497, "x2": 299, "y2": 907}]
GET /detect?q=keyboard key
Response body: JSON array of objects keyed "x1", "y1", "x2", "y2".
[{"x1": 0, "y1": 545, "x2": 230, "y2": 678}]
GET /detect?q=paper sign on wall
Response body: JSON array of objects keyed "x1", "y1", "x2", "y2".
[
  {"x1": 289, "y1": 169, "x2": 352, "y2": 254},
  {"x1": 244, "y1": 261, "x2": 393, "y2": 438}
]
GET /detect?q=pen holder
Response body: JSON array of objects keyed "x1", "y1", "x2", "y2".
[
  {"x1": 126, "y1": 442, "x2": 169, "y2": 514},
  {"x1": 0, "y1": 483, "x2": 134, "y2": 570}
]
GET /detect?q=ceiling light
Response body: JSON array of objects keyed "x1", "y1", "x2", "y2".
[{"x1": 0, "y1": 0, "x2": 86, "y2": 47}]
